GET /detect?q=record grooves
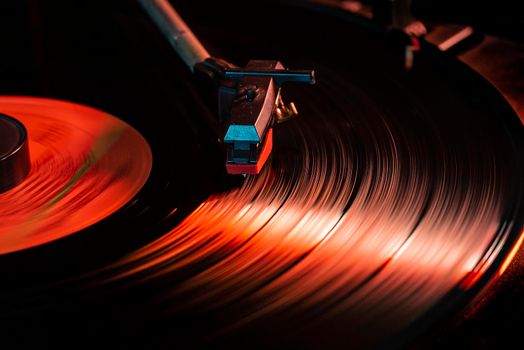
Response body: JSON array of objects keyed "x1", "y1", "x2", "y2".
[{"x1": 0, "y1": 0, "x2": 522, "y2": 349}]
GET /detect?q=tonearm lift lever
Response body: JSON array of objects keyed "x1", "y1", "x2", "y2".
[{"x1": 139, "y1": 0, "x2": 315, "y2": 175}]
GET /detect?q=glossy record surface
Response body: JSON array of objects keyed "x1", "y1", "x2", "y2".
[
  {"x1": 0, "y1": 0, "x2": 522, "y2": 348},
  {"x1": 107, "y1": 1, "x2": 522, "y2": 347},
  {"x1": 0, "y1": 97, "x2": 152, "y2": 254}
]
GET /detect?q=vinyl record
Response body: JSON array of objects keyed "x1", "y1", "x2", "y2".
[
  {"x1": 0, "y1": 0, "x2": 522, "y2": 349},
  {"x1": 0, "y1": 96, "x2": 152, "y2": 254}
]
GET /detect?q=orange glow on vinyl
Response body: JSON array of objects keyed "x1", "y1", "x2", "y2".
[
  {"x1": 0, "y1": 96, "x2": 152, "y2": 255},
  {"x1": 107, "y1": 110, "x2": 517, "y2": 344},
  {"x1": 499, "y1": 229, "x2": 524, "y2": 276}
]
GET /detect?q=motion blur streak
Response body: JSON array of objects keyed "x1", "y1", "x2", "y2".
[
  {"x1": 499, "y1": 230, "x2": 524, "y2": 276},
  {"x1": 0, "y1": 97, "x2": 152, "y2": 254},
  {"x1": 105, "y1": 68, "x2": 520, "y2": 347}
]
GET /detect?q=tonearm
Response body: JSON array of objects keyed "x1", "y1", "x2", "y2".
[{"x1": 138, "y1": 0, "x2": 315, "y2": 175}]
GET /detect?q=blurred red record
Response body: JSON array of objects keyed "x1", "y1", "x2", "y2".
[{"x1": 0, "y1": 96, "x2": 152, "y2": 255}]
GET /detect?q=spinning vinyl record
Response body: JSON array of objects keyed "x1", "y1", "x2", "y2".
[
  {"x1": 0, "y1": 97, "x2": 152, "y2": 254},
  {"x1": 0, "y1": 0, "x2": 522, "y2": 349}
]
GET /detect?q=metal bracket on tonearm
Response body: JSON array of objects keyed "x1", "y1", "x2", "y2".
[{"x1": 138, "y1": 0, "x2": 315, "y2": 175}]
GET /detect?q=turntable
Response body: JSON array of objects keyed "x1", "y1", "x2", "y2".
[{"x1": 0, "y1": 0, "x2": 522, "y2": 348}]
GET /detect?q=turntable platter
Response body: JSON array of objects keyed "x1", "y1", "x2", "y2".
[{"x1": 0, "y1": 0, "x2": 522, "y2": 349}]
